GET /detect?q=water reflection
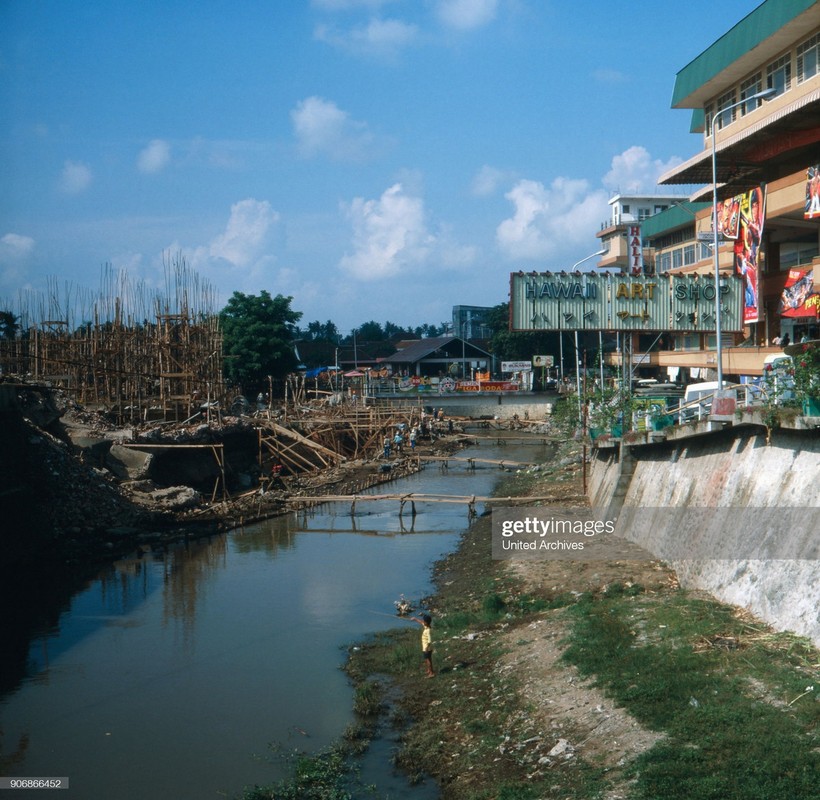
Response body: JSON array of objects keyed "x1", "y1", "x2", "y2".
[{"x1": 0, "y1": 446, "x2": 550, "y2": 799}]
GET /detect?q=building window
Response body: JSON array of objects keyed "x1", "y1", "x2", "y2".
[
  {"x1": 715, "y1": 88, "x2": 738, "y2": 128},
  {"x1": 780, "y1": 242, "x2": 820, "y2": 270},
  {"x1": 683, "y1": 244, "x2": 696, "y2": 266},
  {"x1": 699, "y1": 242, "x2": 711, "y2": 261},
  {"x1": 672, "y1": 249, "x2": 683, "y2": 269},
  {"x1": 638, "y1": 207, "x2": 651, "y2": 221},
  {"x1": 766, "y1": 54, "x2": 792, "y2": 96},
  {"x1": 739, "y1": 73, "x2": 764, "y2": 115},
  {"x1": 658, "y1": 252, "x2": 671, "y2": 273},
  {"x1": 797, "y1": 33, "x2": 819, "y2": 83}
]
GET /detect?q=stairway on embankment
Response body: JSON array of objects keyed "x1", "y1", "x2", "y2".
[{"x1": 588, "y1": 425, "x2": 820, "y2": 646}]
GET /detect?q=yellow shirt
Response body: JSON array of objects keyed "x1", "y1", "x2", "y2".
[{"x1": 421, "y1": 626, "x2": 432, "y2": 652}]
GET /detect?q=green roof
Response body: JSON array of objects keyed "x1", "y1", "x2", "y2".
[
  {"x1": 640, "y1": 203, "x2": 710, "y2": 239},
  {"x1": 671, "y1": 0, "x2": 817, "y2": 108}
]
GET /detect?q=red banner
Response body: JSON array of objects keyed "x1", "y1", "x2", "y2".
[
  {"x1": 779, "y1": 268, "x2": 818, "y2": 319},
  {"x1": 719, "y1": 186, "x2": 765, "y2": 325}
]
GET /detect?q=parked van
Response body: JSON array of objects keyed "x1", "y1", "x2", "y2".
[{"x1": 680, "y1": 381, "x2": 729, "y2": 421}]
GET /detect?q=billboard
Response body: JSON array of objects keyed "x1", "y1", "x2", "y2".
[
  {"x1": 510, "y1": 272, "x2": 743, "y2": 332},
  {"x1": 717, "y1": 185, "x2": 765, "y2": 325},
  {"x1": 779, "y1": 268, "x2": 818, "y2": 319},
  {"x1": 806, "y1": 165, "x2": 820, "y2": 220}
]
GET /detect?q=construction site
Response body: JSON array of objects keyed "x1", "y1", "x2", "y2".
[{"x1": 1, "y1": 264, "x2": 542, "y2": 565}]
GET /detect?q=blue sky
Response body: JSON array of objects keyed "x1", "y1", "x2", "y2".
[{"x1": 1, "y1": 0, "x2": 760, "y2": 333}]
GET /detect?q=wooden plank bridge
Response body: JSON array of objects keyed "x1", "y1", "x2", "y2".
[{"x1": 282, "y1": 491, "x2": 579, "y2": 517}]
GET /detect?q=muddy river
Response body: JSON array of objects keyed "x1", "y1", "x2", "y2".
[{"x1": 0, "y1": 440, "x2": 550, "y2": 799}]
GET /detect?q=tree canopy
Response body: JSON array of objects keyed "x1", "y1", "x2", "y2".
[
  {"x1": 220, "y1": 291, "x2": 302, "y2": 391},
  {"x1": 0, "y1": 311, "x2": 19, "y2": 340}
]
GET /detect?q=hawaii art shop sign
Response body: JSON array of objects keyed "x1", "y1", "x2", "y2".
[{"x1": 509, "y1": 271, "x2": 743, "y2": 332}]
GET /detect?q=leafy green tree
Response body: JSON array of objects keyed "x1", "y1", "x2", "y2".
[
  {"x1": 354, "y1": 320, "x2": 386, "y2": 342},
  {"x1": 220, "y1": 291, "x2": 302, "y2": 391},
  {"x1": 301, "y1": 320, "x2": 340, "y2": 342},
  {"x1": 0, "y1": 311, "x2": 19, "y2": 340},
  {"x1": 486, "y1": 303, "x2": 558, "y2": 360}
]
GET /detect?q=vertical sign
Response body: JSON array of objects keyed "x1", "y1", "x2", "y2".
[
  {"x1": 627, "y1": 224, "x2": 643, "y2": 276},
  {"x1": 719, "y1": 185, "x2": 765, "y2": 325},
  {"x1": 806, "y1": 165, "x2": 820, "y2": 219}
]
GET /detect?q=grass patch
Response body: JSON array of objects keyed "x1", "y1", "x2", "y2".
[
  {"x1": 562, "y1": 590, "x2": 820, "y2": 800},
  {"x1": 238, "y1": 744, "x2": 362, "y2": 800}
]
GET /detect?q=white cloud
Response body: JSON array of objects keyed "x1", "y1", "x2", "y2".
[
  {"x1": 59, "y1": 160, "x2": 92, "y2": 194},
  {"x1": 435, "y1": 0, "x2": 498, "y2": 30},
  {"x1": 291, "y1": 96, "x2": 376, "y2": 161},
  {"x1": 0, "y1": 233, "x2": 35, "y2": 289},
  {"x1": 314, "y1": 17, "x2": 419, "y2": 58},
  {"x1": 603, "y1": 145, "x2": 682, "y2": 194},
  {"x1": 209, "y1": 199, "x2": 280, "y2": 267},
  {"x1": 339, "y1": 183, "x2": 433, "y2": 280},
  {"x1": 471, "y1": 164, "x2": 515, "y2": 197},
  {"x1": 496, "y1": 177, "x2": 608, "y2": 261},
  {"x1": 137, "y1": 139, "x2": 171, "y2": 174}
]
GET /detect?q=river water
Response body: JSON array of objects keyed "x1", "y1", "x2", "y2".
[{"x1": 0, "y1": 441, "x2": 548, "y2": 799}]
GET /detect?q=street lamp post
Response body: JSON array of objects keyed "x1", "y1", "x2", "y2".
[
  {"x1": 569, "y1": 249, "x2": 606, "y2": 425},
  {"x1": 709, "y1": 87, "x2": 775, "y2": 387}
]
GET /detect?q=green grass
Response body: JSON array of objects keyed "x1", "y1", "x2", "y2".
[
  {"x1": 562, "y1": 591, "x2": 820, "y2": 800},
  {"x1": 238, "y1": 745, "x2": 359, "y2": 800}
]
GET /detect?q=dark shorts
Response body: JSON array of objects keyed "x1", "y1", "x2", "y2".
[{"x1": 423, "y1": 649, "x2": 432, "y2": 661}]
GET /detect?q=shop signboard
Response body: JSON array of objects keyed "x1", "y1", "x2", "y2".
[{"x1": 510, "y1": 272, "x2": 743, "y2": 332}]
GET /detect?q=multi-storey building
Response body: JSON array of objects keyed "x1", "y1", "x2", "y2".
[
  {"x1": 657, "y1": 0, "x2": 820, "y2": 373},
  {"x1": 596, "y1": 193, "x2": 684, "y2": 275}
]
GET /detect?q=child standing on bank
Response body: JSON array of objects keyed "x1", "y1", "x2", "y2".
[{"x1": 411, "y1": 614, "x2": 434, "y2": 677}]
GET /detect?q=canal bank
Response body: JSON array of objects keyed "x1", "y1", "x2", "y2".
[
  {"x1": 588, "y1": 426, "x2": 820, "y2": 646},
  {"x1": 334, "y1": 433, "x2": 819, "y2": 800}
]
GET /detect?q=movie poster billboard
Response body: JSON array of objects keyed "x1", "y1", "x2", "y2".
[
  {"x1": 718, "y1": 185, "x2": 765, "y2": 325},
  {"x1": 806, "y1": 165, "x2": 820, "y2": 219},
  {"x1": 778, "y1": 268, "x2": 818, "y2": 319}
]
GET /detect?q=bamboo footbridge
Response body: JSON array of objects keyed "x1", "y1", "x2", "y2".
[{"x1": 283, "y1": 490, "x2": 580, "y2": 518}]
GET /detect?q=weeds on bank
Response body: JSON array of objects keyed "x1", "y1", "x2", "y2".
[
  {"x1": 238, "y1": 743, "x2": 366, "y2": 800},
  {"x1": 562, "y1": 591, "x2": 820, "y2": 800}
]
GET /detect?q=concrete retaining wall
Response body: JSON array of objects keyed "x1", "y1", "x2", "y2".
[{"x1": 589, "y1": 428, "x2": 820, "y2": 646}]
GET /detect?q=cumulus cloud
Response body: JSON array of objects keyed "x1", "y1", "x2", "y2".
[
  {"x1": 496, "y1": 177, "x2": 608, "y2": 261},
  {"x1": 339, "y1": 183, "x2": 433, "y2": 280},
  {"x1": 471, "y1": 165, "x2": 515, "y2": 197},
  {"x1": 314, "y1": 17, "x2": 419, "y2": 58},
  {"x1": 603, "y1": 145, "x2": 682, "y2": 194},
  {"x1": 209, "y1": 199, "x2": 280, "y2": 267},
  {"x1": 435, "y1": 0, "x2": 498, "y2": 30},
  {"x1": 59, "y1": 161, "x2": 92, "y2": 194},
  {"x1": 137, "y1": 139, "x2": 171, "y2": 174},
  {"x1": 0, "y1": 233, "x2": 35, "y2": 289},
  {"x1": 164, "y1": 199, "x2": 280, "y2": 297},
  {"x1": 291, "y1": 96, "x2": 376, "y2": 161}
]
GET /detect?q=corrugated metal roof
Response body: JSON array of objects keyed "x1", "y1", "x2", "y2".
[
  {"x1": 383, "y1": 335, "x2": 490, "y2": 363},
  {"x1": 671, "y1": 0, "x2": 819, "y2": 108}
]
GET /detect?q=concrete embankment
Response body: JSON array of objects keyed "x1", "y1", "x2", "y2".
[{"x1": 589, "y1": 426, "x2": 820, "y2": 646}]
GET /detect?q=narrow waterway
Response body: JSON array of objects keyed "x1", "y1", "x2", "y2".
[{"x1": 0, "y1": 440, "x2": 550, "y2": 799}]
